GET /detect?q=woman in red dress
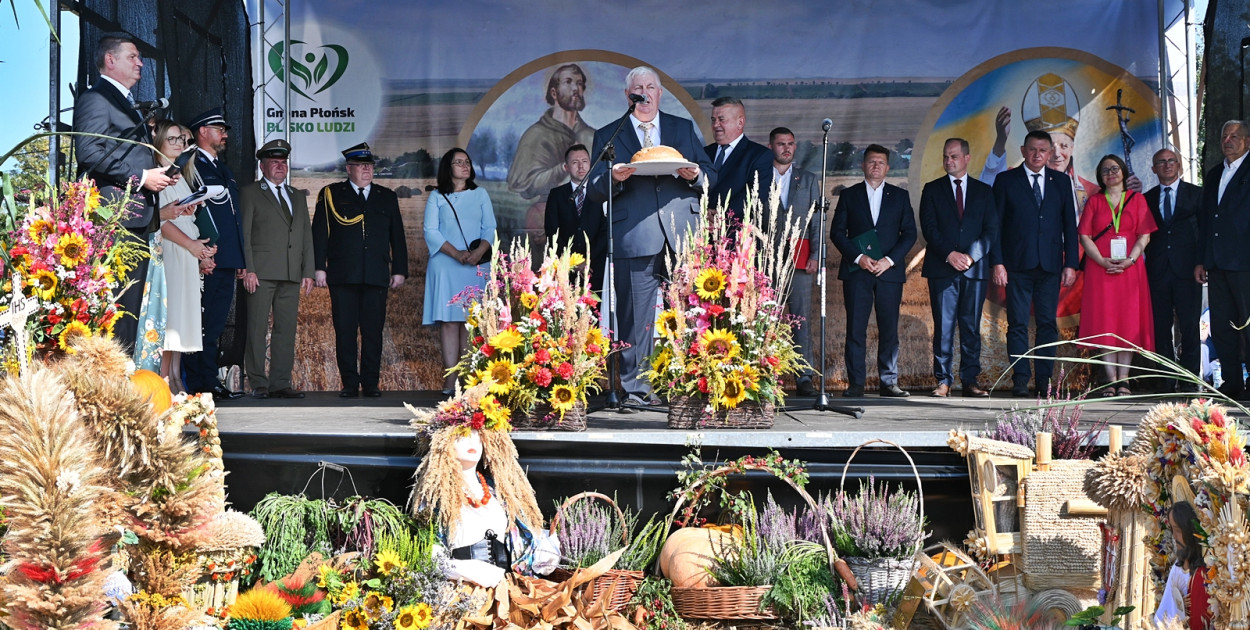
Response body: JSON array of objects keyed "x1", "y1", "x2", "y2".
[{"x1": 1077, "y1": 154, "x2": 1157, "y2": 396}]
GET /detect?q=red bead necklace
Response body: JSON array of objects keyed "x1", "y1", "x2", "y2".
[{"x1": 465, "y1": 472, "x2": 492, "y2": 508}]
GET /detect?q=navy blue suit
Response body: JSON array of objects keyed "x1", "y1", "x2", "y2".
[
  {"x1": 185, "y1": 151, "x2": 246, "y2": 393},
  {"x1": 1199, "y1": 156, "x2": 1250, "y2": 394},
  {"x1": 587, "y1": 111, "x2": 716, "y2": 397},
  {"x1": 990, "y1": 166, "x2": 1078, "y2": 391},
  {"x1": 545, "y1": 181, "x2": 607, "y2": 294},
  {"x1": 1144, "y1": 180, "x2": 1203, "y2": 385},
  {"x1": 704, "y1": 137, "x2": 773, "y2": 223},
  {"x1": 920, "y1": 174, "x2": 997, "y2": 388},
  {"x1": 830, "y1": 181, "x2": 917, "y2": 389}
]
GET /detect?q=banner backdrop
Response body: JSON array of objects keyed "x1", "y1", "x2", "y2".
[{"x1": 249, "y1": 0, "x2": 1166, "y2": 391}]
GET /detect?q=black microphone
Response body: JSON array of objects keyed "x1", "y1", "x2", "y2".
[
  {"x1": 628, "y1": 93, "x2": 647, "y2": 104},
  {"x1": 822, "y1": 118, "x2": 833, "y2": 133},
  {"x1": 164, "y1": 146, "x2": 197, "y2": 177},
  {"x1": 134, "y1": 97, "x2": 169, "y2": 111}
]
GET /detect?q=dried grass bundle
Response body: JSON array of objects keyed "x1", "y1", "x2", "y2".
[
  {"x1": 1087, "y1": 452, "x2": 1149, "y2": 511},
  {"x1": 115, "y1": 591, "x2": 201, "y2": 630},
  {"x1": 196, "y1": 510, "x2": 266, "y2": 551},
  {"x1": 1129, "y1": 402, "x2": 1184, "y2": 456},
  {"x1": 0, "y1": 368, "x2": 118, "y2": 630},
  {"x1": 1208, "y1": 499, "x2": 1250, "y2": 627},
  {"x1": 127, "y1": 544, "x2": 201, "y2": 598}
]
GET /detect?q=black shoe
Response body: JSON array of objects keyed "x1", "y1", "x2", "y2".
[
  {"x1": 878, "y1": 383, "x2": 910, "y2": 398},
  {"x1": 209, "y1": 383, "x2": 244, "y2": 400},
  {"x1": 271, "y1": 387, "x2": 305, "y2": 399},
  {"x1": 363, "y1": 387, "x2": 382, "y2": 398},
  {"x1": 842, "y1": 387, "x2": 864, "y2": 398},
  {"x1": 251, "y1": 387, "x2": 270, "y2": 399},
  {"x1": 339, "y1": 388, "x2": 360, "y2": 398},
  {"x1": 796, "y1": 379, "x2": 817, "y2": 396},
  {"x1": 1012, "y1": 387, "x2": 1031, "y2": 398}
]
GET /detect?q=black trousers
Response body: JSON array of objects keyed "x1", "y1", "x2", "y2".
[
  {"x1": 112, "y1": 228, "x2": 150, "y2": 353},
  {"x1": 1207, "y1": 269, "x2": 1250, "y2": 392},
  {"x1": 329, "y1": 283, "x2": 389, "y2": 390},
  {"x1": 1148, "y1": 270, "x2": 1203, "y2": 384}
]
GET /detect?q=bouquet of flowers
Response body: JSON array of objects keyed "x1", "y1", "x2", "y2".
[
  {"x1": 318, "y1": 540, "x2": 476, "y2": 630},
  {"x1": 644, "y1": 185, "x2": 807, "y2": 417},
  {"x1": 453, "y1": 239, "x2": 610, "y2": 425},
  {"x1": 0, "y1": 179, "x2": 144, "y2": 358}
]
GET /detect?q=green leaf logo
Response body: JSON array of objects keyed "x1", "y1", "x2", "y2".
[{"x1": 269, "y1": 40, "x2": 350, "y2": 100}]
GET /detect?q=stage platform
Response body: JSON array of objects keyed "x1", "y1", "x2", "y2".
[{"x1": 218, "y1": 391, "x2": 1158, "y2": 542}]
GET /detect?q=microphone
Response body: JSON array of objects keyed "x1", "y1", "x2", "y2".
[
  {"x1": 628, "y1": 93, "x2": 647, "y2": 104},
  {"x1": 821, "y1": 118, "x2": 833, "y2": 133},
  {"x1": 134, "y1": 97, "x2": 169, "y2": 111},
  {"x1": 164, "y1": 146, "x2": 197, "y2": 178}
]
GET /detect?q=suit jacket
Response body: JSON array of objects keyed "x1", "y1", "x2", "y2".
[
  {"x1": 705, "y1": 136, "x2": 773, "y2": 218},
  {"x1": 586, "y1": 111, "x2": 716, "y2": 258},
  {"x1": 1199, "y1": 157, "x2": 1250, "y2": 271},
  {"x1": 311, "y1": 180, "x2": 409, "y2": 287},
  {"x1": 240, "y1": 179, "x2": 315, "y2": 282},
  {"x1": 1143, "y1": 180, "x2": 1202, "y2": 280},
  {"x1": 195, "y1": 151, "x2": 246, "y2": 269},
  {"x1": 829, "y1": 181, "x2": 917, "y2": 283},
  {"x1": 545, "y1": 182, "x2": 606, "y2": 264},
  {"x1": 990, "y1": 166, "x2": 1078, "y2": 273},
  {"x1": 775, "y1": 166, "x2": 822, "y2": 267},
  {"x1": 919, "y1": 174, "x2": 998, "y2": 280},
  {"x1": 72, "y1": 77, "x2": 157, "y2": 231}
]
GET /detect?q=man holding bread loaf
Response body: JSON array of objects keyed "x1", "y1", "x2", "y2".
[{"x1": 587, "y1": 66, "x2": 716, "y2": 408}]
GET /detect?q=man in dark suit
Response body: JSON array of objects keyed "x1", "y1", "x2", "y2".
[
  {"x1": 1143, "y1": 148, "x2": 1203, "y2": 392},
  {"x1": 544, "y1": 144, "x2": 606, "y2": 294},
  {"x1": 704, "y1": 97, "x2": 773, "y2": 226},
  {"x1": 586, "y1": 66, "x2": 715, "y2": 407},
  {"x1": 920, "y1": 138, "x2": 997, "y2": 398},
  {"x1": 1196, "y1": 120, "x2": 1250, "y2": 399},
  {"x1": 185, "y1": 108, "x2": 246, "y2": 400},
  {"x1": 72, "y1": 33, "x2": 177, "y2": 351},
  {"x1": 830, "y1": 144, "x2": 917, "y2": 398},
  {"x1": 240, "y1": 139, "x2": 314, "y2": 399},
  {"x1": 768, "y1": 127, "x2": 821, "y2": 395},
  {"x1": 312, "y1": 143, "x2": 409, "y2": 398},
  {"x1": 990, "y1": 130, "x2": 1079, "y2": 397}
]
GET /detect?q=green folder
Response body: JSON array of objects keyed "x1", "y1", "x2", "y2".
[
  {"x1": 852, "y1": 229, "x2": 882, "y2": 260},
  {"x1": 194, "y1": 207, "x2": 220, "y2": 246}
]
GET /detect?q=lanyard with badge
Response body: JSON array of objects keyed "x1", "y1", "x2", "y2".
[{"x1": 1105, "y1": 191, "x2": 1130, "y2": 261}]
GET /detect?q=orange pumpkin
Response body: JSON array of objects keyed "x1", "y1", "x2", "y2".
[
  {"x1": 131, "y1": 368, "x2": 172, "y2": 414},
  {"x1": 657, "y1": 526, "x2": 738, "y2": 588}
]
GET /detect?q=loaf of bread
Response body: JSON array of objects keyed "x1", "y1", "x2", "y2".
[{"x1": 630, "y1": 145, "x2": 684, "y2": 163}]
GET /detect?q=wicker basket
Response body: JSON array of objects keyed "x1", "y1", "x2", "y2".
[
  {"x1": 838, "y1": 439, "x2": 926, "y2": 608},
  {"x1": 665, "y1": 462, "x2": 843, "y2": 620},
  {"x1": 666, "y1": 395, "x2": 774, "y2": 429},
  {"x1": 670, "y1": 585, "x2": 777, "y2": 620},
  {"x1": 512, "y1": 400, "x2": 588, "y2": 431},
  {"x1": 304, "y1": 610, "x2": 342, "y2": 630},
  {"x1": 548, "y1": 492, "x2": 644, "y2": 611}
]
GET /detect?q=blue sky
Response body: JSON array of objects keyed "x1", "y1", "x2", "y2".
[{"x1": 0, "y1": 3, "x2": 78, "y2": 170}]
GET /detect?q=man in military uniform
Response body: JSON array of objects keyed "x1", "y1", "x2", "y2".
[{"x1": 312, "y1": 142, "x2": 409, "y2": 398}]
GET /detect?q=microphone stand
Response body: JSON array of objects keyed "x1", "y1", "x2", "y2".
[{"x1": 577, "y1": 100, "x2": 639, "y2": 413}]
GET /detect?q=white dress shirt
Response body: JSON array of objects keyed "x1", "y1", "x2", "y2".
[
  {"x1": 1219, "y1": 153, "x2": 1247, "y2": 203},
  {"x1": 773, "y1": 165, "x2": 792, "y2": 209}
]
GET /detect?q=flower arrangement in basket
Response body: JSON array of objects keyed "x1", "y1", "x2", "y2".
[
  {"x1": 454, "y1": 239, "x2": 610, "y2": 428},
  {"x1": 0, "y1": 179, "x2": 146, "y2": 362},
  {"x1": 644, "y1": 185, "x2": 807, "y2": 426}
]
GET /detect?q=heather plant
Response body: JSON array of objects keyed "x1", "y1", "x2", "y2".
[
  {"x1": 553, "y1": 497, "x2": 622, "y2": 569},
  {"x1": 829, "y1": 477, "x2": 927, "y2": 560},
  {"x1": 982, "y1": 372, "x2": 1108, "y2": 460},
  {"x1": 708, "y1": 492, "x2": 795, "y2": 587}
]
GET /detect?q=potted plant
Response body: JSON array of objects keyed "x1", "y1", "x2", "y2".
[
  {"x1": 644, "y1": 187, "x2": 807, "y2": 428},
  {"x1": 827, "y1": 476, "x2": 927, "y2": 607},
  {"x1": 548, "y1": 492, "x2": 668, "y2": 611},
  {"x1": 454, "y1": 240, "x2": 610, "y2": 430}
]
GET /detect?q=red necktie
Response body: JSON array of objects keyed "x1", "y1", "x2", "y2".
[{"x1": 954, "y1": 178, "x2": 964, "y2": 219}]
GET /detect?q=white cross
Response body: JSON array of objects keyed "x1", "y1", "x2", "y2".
[{"x1": 0, "y1": 274, "x2": 39, "y2": 374}]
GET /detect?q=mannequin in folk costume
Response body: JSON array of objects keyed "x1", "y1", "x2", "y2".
[{"x1": 1155, "y1": 478, "x2": 1211, "y2": 630}]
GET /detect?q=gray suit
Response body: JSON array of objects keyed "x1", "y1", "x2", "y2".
[
  {"x1": 775, "y1": 166, "x2": 822, "y2": 381},
  {"x1": 239, "y1": 179, "x2": 315, "y2": 391},
  {"x1": 72, "y1": 77, "x2": 157, "y2": 351}
]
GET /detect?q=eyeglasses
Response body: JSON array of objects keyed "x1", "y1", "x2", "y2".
[
  {"x1": 451, "y1": 159, "x2": 472, "y2": 166},
  {"x1": 166, "y1": 135, "x2": 188, "y2": 145},
  {"x1": 1153, "y1": 158, "x2": 1178, "y2": 166},
  {"x1": 1099, "y1": 165, "x2": 1122, "y2": 175}
]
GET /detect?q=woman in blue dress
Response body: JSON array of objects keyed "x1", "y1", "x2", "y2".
[{"x1": 423, "y1": 148, "x2": 496, "y2": 395}]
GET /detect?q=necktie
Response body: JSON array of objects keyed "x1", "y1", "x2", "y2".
[
  {"x1": 639, "y1": 122, "x2": 654, "y2": 148},
  {"x1": 1162, "y1": 186, "x2": 1173, "y2": 223},
  {"x1": 126, "y1": 91, "x2": 136, "y2": 107},
  {"x1": 357, "y1": 186, "x2": 367, "y2": 203},
  {"x1": 1031, "y1": 173, "x2": 1042, "y2": 207},
  {"x1": 954, "y1": 178, "x2": 964, "y2": 219},
  {"x1": 574, "y1": 186, "x2": 585, "y2": 215},
  {"x1": 276, "y1": 188, "x2": 291, "y2": 216},
  {"x1": 714, "y1": 144, "x2": 728, "y2": 168}
]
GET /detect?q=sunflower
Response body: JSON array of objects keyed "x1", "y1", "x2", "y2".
[
  {"x1": 550, "y1": 384, "x2": 577, "y2": 412},
  {"x1": 720, "y1": 375, "x2": 748, "y2": 408},
  {"x1": 333, "y1": 580, "x2": 361, "y2": 606},
  {"x1": 489, "y1": 327, "x2": 524, "y2": 352},
  {"x1": 656, "y1": 309, "x2": 681, "y2": 338},
  {"x1": 54, "y1": 233, "x2": 90, "y2": 268},
  {"x1": 585, "y1": 327, "x2": 606, "y2": 349},
  {"x1": 362, "y1": 592, "x2": 394, "y2": 619},
  {"x1": 27, "y1": 219, "x2": 56, "y2": 246},
  {"x1": 342, "y1": 607, "x2": 370, "y2": 630},
  {"x1": 395, "y1": 603, "x2": 433, "y2": 630},
  {"x1": 479, "y1": 394, "x2": 510, "y2": 426},
  {"x1": 316, "y1": 564, "x2": 336, "y2": 588},
  {"x1": 694, "y1": 268, "x2": 727, "y2": 300},
  {"x1": 373, "y1": 548, "x2": 406, "y2": 576},
  {"x1": 651, "y1": 347, "x2": 673, "y2": 373},
  {"x1": 740, "y1": 364, "x2": 760, "y2": 388},
  {"x1": 58, "y1": 321, "x2": 91, "y2": 352},
  {"x1": 29, "y1": 268, "x2": 58, "y2": 300},
  {"x1": 700, "y1": 329, "x2": 739, "y2": 359},
  {"x1": 486, "y1": 358, "x2": 518, "y2": 394},
  {"x1": 519, "y1": 292, "x2": 539, "y2": 310}
]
